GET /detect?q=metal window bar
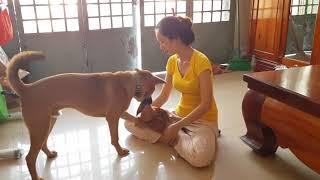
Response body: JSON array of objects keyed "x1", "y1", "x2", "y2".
[
  {"x1": 31, "y1": 0, "x2": 39, "y2": 33},
  {"x1": 121, "y1": 0, "x2": 124, "y2": 28},
  {"x1": 221, "y1": 0, "x2": 224, "y2": 21},
  {"x1": 291, "y1": 0, "x2": 319, "y2": 15},
  {"x1": 153, "y1": 0, "x2": 156, "y2": 26},
  {"x1": 47, "y1": 1, "x2": 53, "y2": 32},
  {"x1": 98, "y1": 0, "x2": 101, "y2": 29},
  {"x1": 175, "y1": 6, "x2": 178, "y2": 15},
  {"x1": 109, "y1": 0, "x2": 113, "y2": 28},
  {"x1": 201, "y1": 0, "x2": 203, "y2": 22},
  {"x1": 62, "y1": 0, "x2": 68, "y2": 31},
  {"x1": 211, "y1": 0, "x2": 215, "y2": 22},
  {"x1": 164, "y1": 0, "x2": 167, "y2": 15}
]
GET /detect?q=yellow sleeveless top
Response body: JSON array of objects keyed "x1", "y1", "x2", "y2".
[{"x1": 166, "y1": 49, "x2": 218, "y2": 122}]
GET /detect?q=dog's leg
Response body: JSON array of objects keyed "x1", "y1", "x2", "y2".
[
  {"x1": 25, "y1": 116, "x2": 51, "y2": 180},
  {"x1": 41, "y1": 115, "x2": 58, "y2": 158},
  {"x1": 106, "y1": 114, "x2": 129, "y2": 156}
]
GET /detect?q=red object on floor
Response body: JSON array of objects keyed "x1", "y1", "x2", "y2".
[{"x1": 0, "y1": 8, "x2": 13, "y2": 45}]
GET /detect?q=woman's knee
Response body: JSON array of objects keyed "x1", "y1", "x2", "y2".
[
  {"x1": 124, "y1": 121, "x2": 161, "y2": 143},
  {"x1": 187, "y1": 144, "x2": 216, "y2": 167},
  {"x1": 177, "y1": 136, "x2": 217, "y2": 167}
]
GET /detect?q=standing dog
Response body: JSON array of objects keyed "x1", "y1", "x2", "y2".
[{"x1": 6, "y1": 51, "x2": 165, "y2": 180}]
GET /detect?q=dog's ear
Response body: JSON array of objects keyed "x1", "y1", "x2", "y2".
[{"x1": 153, "y1": 75, "x2": 165, "y2": 84}]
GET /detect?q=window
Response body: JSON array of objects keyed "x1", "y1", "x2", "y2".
[
  {"x1": 291, "y1": 0, "x2": 319, "y2": 15},
  {"x1": 1, "y1": 0, "x2": 8, "y2": 5},
  {"x1": 193, "y1": 0, "x2": 230, "y2": 23},
  {"x1": 86, "y1": 0, "x2": 134, "y2": 30},
  {"x1": 19, "y1": 0, "x2": 79, "y2": 34},
  {"x1": 143, "y1": 0, "x2": 187, "y2": 27},
  {"x1": 0, "y1": 0, "x2": 8, "y2": 12}
]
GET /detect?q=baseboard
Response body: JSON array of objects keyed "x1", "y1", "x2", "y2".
[{"x1": 255, "y1": 59, "x2": 279, "y2": 72}]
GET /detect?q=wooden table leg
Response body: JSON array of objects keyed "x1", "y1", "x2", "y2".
[
  {"x1": 262, "y1": 98, "x2": 320, "y2": 174},
  {"x1": 240, "y1": 90, "x2": 278, "y2": 155}
]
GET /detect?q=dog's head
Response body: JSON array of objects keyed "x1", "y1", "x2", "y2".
[
  {"x1": 139, "y1": 104, "x2": 155, "y2": 122},
  {"x1": 138, "y1": 104, "x2": 170, "y2": 133},
  {"x1": 134, "y1": 69, "x2": 165, "y2": 102}
]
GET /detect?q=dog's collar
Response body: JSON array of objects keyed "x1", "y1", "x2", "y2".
[{"x1": 135, "y1": 75, "x2": 142, "y2": 98}]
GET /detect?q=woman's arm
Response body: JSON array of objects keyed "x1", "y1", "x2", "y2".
[
  {"x1": 174, "y1": 70, "x2": 213, "y2": 129},
  {"x1": 152, "y1": 74, "x2": 173, "y2": 107}
]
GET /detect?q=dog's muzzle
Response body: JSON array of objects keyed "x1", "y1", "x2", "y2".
[{"x1": 136, "y1": 97, "x2": 153, "y2": 116}]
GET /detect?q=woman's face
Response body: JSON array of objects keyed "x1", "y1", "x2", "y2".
[{"x1": 155, "y1": 30, "x2": 176, "y2": 55}]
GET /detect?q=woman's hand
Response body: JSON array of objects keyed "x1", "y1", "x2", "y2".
[{"x1": 160, "y1": 123, "x2": 181, "y2": 146}]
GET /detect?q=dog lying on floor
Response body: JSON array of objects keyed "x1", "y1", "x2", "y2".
[
  {"x1": 6, "y1": 51, "x2": 165, "y2": 180},
  {"x1": 135, "y1": 97, "x2": 181, "y2": 133}
]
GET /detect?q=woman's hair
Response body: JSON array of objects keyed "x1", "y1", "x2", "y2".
[{"x1": 156, "y1": 16, "x2": 195, "y2": 46}]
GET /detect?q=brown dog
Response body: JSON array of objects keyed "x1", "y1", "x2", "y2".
[
  {"x1": 6, "y1": 51, "x2": 165, "y2": 180},
  {"x1": 135, "y1": 98, "x2": 180, "y2": 133}
]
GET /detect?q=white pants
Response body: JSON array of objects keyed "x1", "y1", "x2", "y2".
[{"x1": 125, "y1": 119, "x2": 219, "y2": 167}]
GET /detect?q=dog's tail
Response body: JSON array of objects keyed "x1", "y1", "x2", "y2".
[{"x1": 6, "y1": 51, "x2": 45, "y2": 96}]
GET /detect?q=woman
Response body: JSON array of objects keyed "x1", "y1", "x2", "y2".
[{"x1": 123, "y1": 16, "x2": 219, "y2": 167}]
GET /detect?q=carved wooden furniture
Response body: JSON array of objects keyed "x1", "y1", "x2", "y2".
[
  {"x1": 249, "y1": 0, "x2": 320, "y2": 70},
  {"x1": 241, "y1": 65, "x2": 320, "y2": 174},
  {"x1": 249, "y1": 0, "x2": 291, "y2": 70}
]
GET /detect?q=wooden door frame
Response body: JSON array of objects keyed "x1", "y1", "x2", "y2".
[
  {"x1": 248, "y1": 0, "x2": 259, "y2": 57},
  {"x1": 248, "y1": 0, "x2": 291, "y2": 71},
  {"x1": 311, "y1": 7, "x2": 320, "y2": 65},
  {"x1": 249, "y1": 0, "x2": 320, "y2": 69},
  {"x1": 282, "y1": 1, "x2": 320, "y2": 67}
]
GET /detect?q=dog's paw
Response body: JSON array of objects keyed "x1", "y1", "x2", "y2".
[
  {"x1": 117, "y1": 148, "x2": 130, "y2": 157},
  {"x1": 47, "y1": 151, "x2": 58, "y2": 158}
]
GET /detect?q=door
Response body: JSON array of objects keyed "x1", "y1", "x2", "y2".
[
  {"x1": 252, "y1": 0, "x2": 289, "y2": 61},
  {"x1": 14, "y1": 0, "x2": 87, "y2": 81},
  {"x1": 140, "y1": 0, "x2": 234, "y2": 72},
  {"x1": 192, "y1": 0, "x2": 234, "y2": 65},
  {"x1": 283, "y1": 0, "x2": 319, "y2": 67},
  {"x1": 13, "y1": 0, "x2": 234, "y2": 77},
  {"x1": 140, "y1": 0, "x2": 185, "y2": 71},
  {"x1": 13, "y1": 0, "x2": 138, "y2": 81},
  {"x1": 83, "y1": 0, "x2": 138, "y2": 72}
]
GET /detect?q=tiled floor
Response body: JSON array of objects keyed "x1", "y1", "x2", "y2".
[{"x1": 0, "y1": 71, "x2": 318, "y2": 180}]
